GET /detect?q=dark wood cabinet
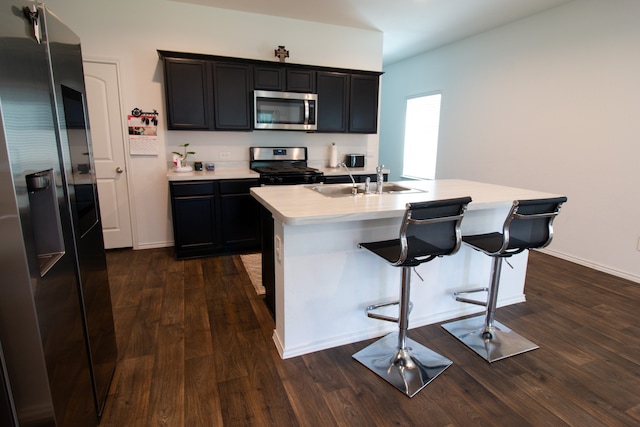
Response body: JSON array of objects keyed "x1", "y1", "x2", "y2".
[
  {"x1": 160, "y1": 52, "x2": 253, "y2": 131},
  {"x1": 219, "y1": 179, "x2": 261, "y2": 251},
  {"x1": 286, "y1": 69, "x2": 315, "y2": 92},
  {"x1": 212, "y1": 62, "x2": 253, "y2": 130},
  {"x1": 254, "y1": 67, "x2": 315, "y2": 93},
  {"x1": 349, "y1": 74, "x2": 380, "y2": 133},
  {"x1": 159, "y1": 50, "x2": 381, "y2": 134},
  {"x1": 260, "y1": 205, "x2": 275, "y2": 318},
  {"x1": 317, "y1": 72, "x2": 380, "y2": 134},
  {"x1": 170, "y1": 181, "x2": 219, "y2": 258},
  {"x1": 316, "y1": 71, "x2": 349, "y2": 133},
  {"x1": 169, "y1": 179, "x2": 260, "y2": 259},
  {"x1": 163, "y1": 59, "x2": 212, "y2": 130},
  {"x1": 254, "y1": 66, "x2": 284, "y2": 91}
]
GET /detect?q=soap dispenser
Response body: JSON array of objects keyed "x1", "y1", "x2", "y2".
[{"x1": 376, "y1": 164, "x2": 384, "y2": 194}]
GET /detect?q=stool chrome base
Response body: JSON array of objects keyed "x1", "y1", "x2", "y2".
[
  {"x1": 441, "y1": 316, "x2": 538, "y2": 363},
  {"x1": 353, "y1": 332, "x2": 452, "y2": 398}
]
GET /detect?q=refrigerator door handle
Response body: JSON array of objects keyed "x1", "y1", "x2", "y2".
[{"x1": 22, "y1": 6, "x2": 42, "y2": 44}]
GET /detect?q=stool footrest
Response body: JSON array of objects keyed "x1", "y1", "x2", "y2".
[
  {"x1": 365, "y1": 300, "x2": 413, "y2": 323},
  {"x1": 453, "y1": 287, "x2": 488, "y2": 306}
]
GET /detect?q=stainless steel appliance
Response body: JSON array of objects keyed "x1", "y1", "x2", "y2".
[
  {"x1": 1, "y1": 4, "x2": 117, "y2": 426},
  {"x1": 254, "y1": 90, "x2": 318, "y2": 131},
  {"x1": 250, "y1": 146, "x2": 324, "y2": 185}
]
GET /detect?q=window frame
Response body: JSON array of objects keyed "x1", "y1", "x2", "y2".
[{"x1": 400, "y1": 91, "x2": 442, "y2": 180}]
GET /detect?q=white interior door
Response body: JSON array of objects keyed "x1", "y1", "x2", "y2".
[{"x1": 84, "y1": 60, "x2": 134, "y2": 249}]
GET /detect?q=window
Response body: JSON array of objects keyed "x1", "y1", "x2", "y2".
[{"x1": 402, "y1": 93, "x2": 441, "y2": 180}]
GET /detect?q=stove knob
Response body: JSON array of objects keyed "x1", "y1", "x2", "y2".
[{"x1": 276, "y1": 176, "x2": 283, "y2": 184}]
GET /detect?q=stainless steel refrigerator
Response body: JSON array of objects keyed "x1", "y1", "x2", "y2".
[{"x1": 0, "y1": 3, "x2": 117, "y2": 426}]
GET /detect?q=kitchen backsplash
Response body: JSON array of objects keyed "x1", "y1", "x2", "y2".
[{"x1": 166, "y1": 131, "x2": 377, "y2": 169}]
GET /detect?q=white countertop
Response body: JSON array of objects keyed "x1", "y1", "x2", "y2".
[
  {"x1": 167, "y1": 167, "x2": 259, "y2": 181},
  {"x1": 251, "y1": 179, "x2": 562, "y2": 226},
  {"x1": 166, "y1": 165, "x2": 384, "y2": 181}
]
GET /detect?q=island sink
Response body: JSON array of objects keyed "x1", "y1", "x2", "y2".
[{"x1": 308, "y1": 183, "x2": 426, "y2": 197}]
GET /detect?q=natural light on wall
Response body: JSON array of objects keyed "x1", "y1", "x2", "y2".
[{"x1": 402, "y1": 93, "x2": 441, "y2": 180}]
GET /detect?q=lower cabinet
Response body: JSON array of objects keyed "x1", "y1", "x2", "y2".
[
  {"x1": 169, "y1": 179, "x2": 260, "y2": 259},
  {"x1": 219, "y1": 179, "x2": 261, "y2": 251},
  {"x1": 170, "y1": 181, "x2": 219, "y2": 259},
  {"x1": 260, "y1": 205, "x2": 275, "y2": 318}
]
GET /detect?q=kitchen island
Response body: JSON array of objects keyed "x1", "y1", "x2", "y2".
[{"x1": 251, "y1": 179, "x2": 561, "y2": 359}]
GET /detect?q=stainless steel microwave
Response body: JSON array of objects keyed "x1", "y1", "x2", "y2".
[{"x1": 254, "y1": 90, "x2": 317, "y2": 131}]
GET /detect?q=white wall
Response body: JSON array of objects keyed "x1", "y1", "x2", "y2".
[
  {"x1": 44, "y1": 0, "x2": 383, "y2": 249},
  {"x1": 380, "y1": 0, "x2": 640, "y2": 282}
]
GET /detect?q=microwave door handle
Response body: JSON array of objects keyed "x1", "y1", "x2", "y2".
[{"x1": 304, "y1": 100, "x2": 309, "y2": 125}]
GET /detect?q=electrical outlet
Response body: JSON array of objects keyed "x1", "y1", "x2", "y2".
[
  {"x1": 275, "y1": 235, "x2": 282, "y2": 263},
  {"x1": 219, "y1": 151, "x2": 231, "y2": 159},
  {"x1": 637, "y1": 237, "x2": 640, "y2": 251}
]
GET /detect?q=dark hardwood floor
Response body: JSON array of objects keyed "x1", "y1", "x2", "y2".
[{"x1": 99, "y1": 249, "x2": 640, "y2": 426}]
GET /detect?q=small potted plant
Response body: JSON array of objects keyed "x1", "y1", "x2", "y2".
[{"x1": 172, "y1": 143, "x2": 196, "y2": 171}]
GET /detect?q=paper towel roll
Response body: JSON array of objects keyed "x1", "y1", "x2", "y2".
[{"x1": 329, "y1": 143, "x2": 338, "y2": 168}]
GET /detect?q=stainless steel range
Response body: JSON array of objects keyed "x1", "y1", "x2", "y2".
[{"x1": 250, "y1": 146, "x2": 324, "y2": 185}]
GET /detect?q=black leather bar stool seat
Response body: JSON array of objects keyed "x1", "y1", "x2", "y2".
[
  {"x1": 353, "y1": 196, "x2": 472, "y2": 397},
  {"x1": 442, "y1": 196, "x2": 567, "y2": 362}
]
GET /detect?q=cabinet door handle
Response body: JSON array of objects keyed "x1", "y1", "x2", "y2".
[{"x1": 116, "y1": 167, "x2": 124, "y2": 173}]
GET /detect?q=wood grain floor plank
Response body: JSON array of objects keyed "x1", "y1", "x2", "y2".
[
  {"x1": 123, "y1": 287, "x2": 163, "y2": 359},
  {"x1": 184, "y1": 287, "x2": 214, "y2": 360},
  {"x1": 185, "y1": 354, "x2": 223, "y2": 427},
  {"x1": 99, "y1": 355, "x2": 154, "y2": 427},
  {"x1": 99, "y1": 248, "x2": 640, "y2": 426},
  {"x1": 147, "y1": 323, "x2": 185, "y2": 427}
]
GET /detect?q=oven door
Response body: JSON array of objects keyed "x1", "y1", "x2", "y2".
[{"x1": 254, "y1": 90, "x2": 317, "y2": 131}]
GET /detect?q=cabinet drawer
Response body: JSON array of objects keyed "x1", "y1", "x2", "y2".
[
  {"x1": 219, "y1": 179, "x2": 259, "y2": 195},
  {"x1": 171, "y1": 181, "x2": 216, "y2": 197}
]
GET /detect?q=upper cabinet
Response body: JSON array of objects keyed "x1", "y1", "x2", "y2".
[
  {"x1": 212, "y1": 62, "x2": 252, "y2": 130},
  {"x1": 286, "y1": 69, "x2": 315, "y2": 93},
  {"x1": 163, "y1": 58, "x2": 212, "y2": 130},
  {"x1": 349, "y1": 74, "x2": 380, "y2": 134},
  {"x1": 316, "y1": 72, "x2": 380, "y2": 134},
  {"x1": 255, "y1": 67, "x2": 315, "y2": 93},
  {"x1": 158, "y1": 50, "x2": 381, "y2": 134},
  {"x1": 254, "y1": 66, "x2": 284, "y2": 91},
  {"x1": 316, "y1": 71, "x2": 349, "y2": 133}
]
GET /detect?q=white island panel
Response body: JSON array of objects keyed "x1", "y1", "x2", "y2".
[{"x1": 253, "y1": 180, "x2": 560, "y2": 359}]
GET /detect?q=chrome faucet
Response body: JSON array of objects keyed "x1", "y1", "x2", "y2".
[
  {"x1": 339, "y1": 162, "x2": 358, "y2": 195},
  {"x1": 376, "y1": 164, "x2": 384, "y2": 194}
]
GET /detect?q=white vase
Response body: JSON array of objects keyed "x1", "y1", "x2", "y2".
[{"x1": 174, "y1": 158, "x2": 192, "y2": 172}]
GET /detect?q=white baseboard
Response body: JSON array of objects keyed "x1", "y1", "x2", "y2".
[
  {"x1": 273, "y1": 295, "x2": 526, "y2": 359},
  {"x1": 540, "y1": 248, "x2": 640, "y2": 284},
  {"x1": 133, "y1": 241, "x2": 173, "y2": 250}
]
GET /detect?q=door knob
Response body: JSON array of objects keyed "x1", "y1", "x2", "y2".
[{"x1": 116, "y1": 167, "x2": 123, "y2": 173}]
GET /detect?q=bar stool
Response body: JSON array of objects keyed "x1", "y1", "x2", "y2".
[
  {"x1": 442, "y1": 197, "x2": 567, "y2": 362},
  {"x1": 353, "y1": 197, "x2": 472, "y2": 397}
]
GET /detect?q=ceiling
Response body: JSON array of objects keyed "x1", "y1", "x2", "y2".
[{"x1": 171, "y1": 0, "x2": 573, "y2": 65}]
